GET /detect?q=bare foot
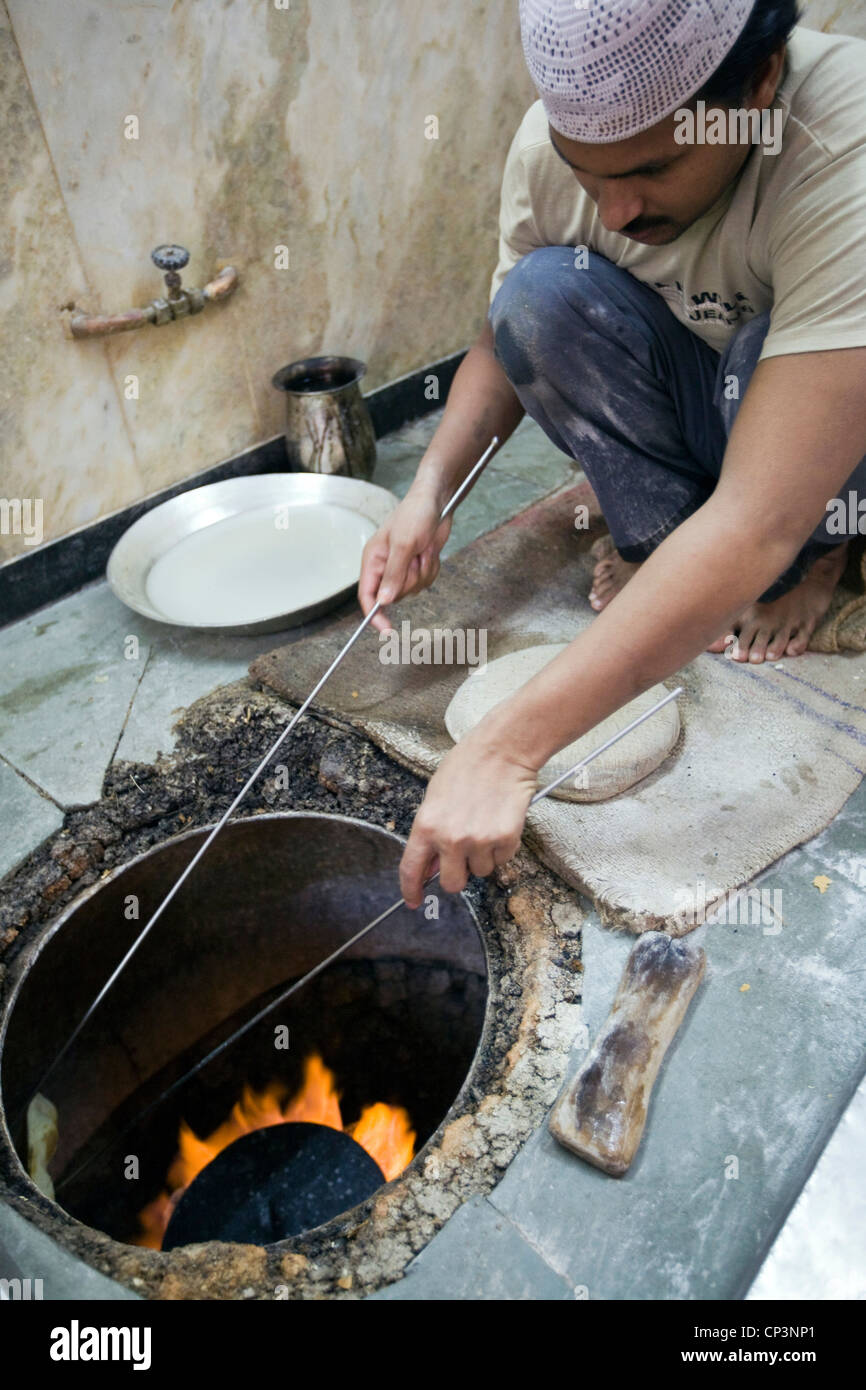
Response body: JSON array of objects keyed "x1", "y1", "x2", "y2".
[
  {"x1": 589, "y1": 536, "x2": 642, "y2": 612},
  {"x1": 707, "y1": 543, "x2": 848, "y2": 663}
]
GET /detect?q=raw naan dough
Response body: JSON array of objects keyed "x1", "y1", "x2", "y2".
[
  {"x1": 27, "y1": 1092, "x2": 58, "y2": 1200},
  {"x1": 444, "y1": 644, "x2": 681, "y2": 802}
]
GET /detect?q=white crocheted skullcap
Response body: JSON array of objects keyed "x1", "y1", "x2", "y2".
[{"x1": 519, "y1": 0, "x2": 756, "y2": 143}]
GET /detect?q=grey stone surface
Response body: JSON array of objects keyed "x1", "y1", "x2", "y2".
[
  {"x1": 115, "y1": 625, "x2": 280, "y2": 764},
  {"x1": 442, "y1": 467, "x2": 558, "y2": 556},
  {"x1": 0, "y1": 757, "x2": 64, "y2": 878},
  {"x1": 0, "y1": 584, "x2": 150, "y2": 806},
  {"x1": 489, "y1": 422, "x2": 576, "y2": 489},
  {"x1": 0, "y1": 1200, "x2": 140, "y2": 1301},
  {"x1": 746, "y1": 1070, "x2": 866, "y2": 1301},
  {"x1": 367, "y1": 1195, "x2": 574, "y2": 1300},
  {"x1": 488, "y1": 795, "x2": 866, "y2": 1300},
  {"x1": 371, "y1": 411, "x2": 580, "y2": 556},
  {"x1": 743, "y1": 787, "x2": 866, "y2": 1301}
]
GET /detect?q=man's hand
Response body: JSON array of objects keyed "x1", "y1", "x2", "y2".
[
  {"x1": 357, "y1": 318, "x2": 526, "y2": 635},
  {"x1": 358, "y1": 484, "x2": 452, "y2": 633},
  {"x1": 399, "y1": 731, "x2": 539, "y2": 907}
]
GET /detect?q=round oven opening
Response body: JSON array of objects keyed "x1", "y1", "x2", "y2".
[{"x1": 0, "y1": 813, "x2": 488, "y2": 1252}]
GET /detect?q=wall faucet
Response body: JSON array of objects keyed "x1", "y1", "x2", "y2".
[{"x1": 69, "y1": 244, "x2": 238, "y2": 339}]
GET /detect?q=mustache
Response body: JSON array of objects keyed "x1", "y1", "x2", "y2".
[{"x1": 622, "y1": 215, "x2": 673, "y2": 235}]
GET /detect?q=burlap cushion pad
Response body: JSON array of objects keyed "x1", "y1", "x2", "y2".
[
  {"x1": 250, "y1": 483, "x2": 866, "y2": 933},
  {"x1": 810, "y1": 538, "x2": 866, "y2": 654}
]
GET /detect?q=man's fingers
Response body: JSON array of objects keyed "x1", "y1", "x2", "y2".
[
  {"x1": 358, "y1": 547, "x2": 394, "y2": 631},
  {"x1": 402, "y1": 836, "x2": 507, "y2": 906},
  {"x1": 401, "y1": 828, "x2": 477, "y2": 904},
  {"x1": 418, "y1": 543, "x2": 441, "y2": 589},
  {"x1": 368, "y1": 607, "x2": 393, "y2": 633},
  {"x1": 437, "y1": 844, "x2": 469, "y2": 896},
  {"x1": 358, "y1": 538, "x2": 387, "y2": 614},
  {"x1": 467, "y1": 846, "x2": 496, "y2": 878},
  {"x1": 400, "y1": 829, "x2": 437, "y2": 909},
  {"x1": 377, "y1": 540, "x2": 415, "y2": 605},
  {"x1": 404, "y1": 555, "x2": 421, "y2": 593}
]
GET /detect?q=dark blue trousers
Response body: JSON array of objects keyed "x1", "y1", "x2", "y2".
[{"x1": 489, "y1": 248, "x2": 865, "y2": 601}]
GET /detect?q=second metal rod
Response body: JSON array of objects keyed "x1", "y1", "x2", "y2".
[{"x1": 56, "y1": 681, "x2": 683, "y2": 1194}]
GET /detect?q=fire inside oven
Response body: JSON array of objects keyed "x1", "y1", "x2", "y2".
[{"x1": 0, "y1": 814, "x2": 487, "y2": 1250}]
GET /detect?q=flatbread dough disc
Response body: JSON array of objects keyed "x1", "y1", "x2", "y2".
[{"x1": 444, "y1": 644, "x2": 680, "y2": 802}]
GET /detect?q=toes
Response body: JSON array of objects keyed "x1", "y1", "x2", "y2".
[
  {"x1": 589, "y1": 571, "x2": 617, "y2": 611},
  {"x1": 707, "y1": 633, "x2": 732, "y2": 654},
  {"x1": 746, "y1": 628, "x2": 774, "y2": 664},
  {"x1": 590, "y1": 535, "x2": 615, "y2": 563},
  {"x1": 589, "y1": 550, "x2": 639, "y2": 612},
  {"x1": 766, "y1": 627, "x2": 794, "y2": 662},
  {"x1": 785, "y1": 628, "x2": 811, "y2": 657},
  {"x1": 589, "y1": 561, "x2": 611, "y2": 607},
  {"x1": 732, "y1": 624, "x2": 758, "y2": 661},
  {"x1": 591, "y1": 558, "x2": 615, "y2": 584}
]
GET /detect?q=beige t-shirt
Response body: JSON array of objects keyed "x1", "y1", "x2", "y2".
[{"x1": 489, "y1": 25, "x2": 866, "y2": 360}]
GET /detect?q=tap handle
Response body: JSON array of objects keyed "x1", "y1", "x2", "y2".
[{"x1": 151, "y1": 244, "x2": 190, "y2": 272}]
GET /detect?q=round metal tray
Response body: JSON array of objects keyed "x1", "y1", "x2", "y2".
[{"x1": 107, "y1": 472, "x2": 396, "y2": 635}]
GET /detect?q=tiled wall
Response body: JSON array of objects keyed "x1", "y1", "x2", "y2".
[{"x1": 0, "y1": 1, "x2": 863, "y2": 562}]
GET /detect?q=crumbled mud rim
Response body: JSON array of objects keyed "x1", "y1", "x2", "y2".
[{"x1": 0, "y1": 679, "x2": 584, "y2": 1300}]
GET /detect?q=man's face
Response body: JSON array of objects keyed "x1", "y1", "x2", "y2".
[{"x1": 549, "y1": 111, "x2": 755, "y2": 245}]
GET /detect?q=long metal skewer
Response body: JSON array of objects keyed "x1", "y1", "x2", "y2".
[
  {"x1": 527, "y1": 684, "x2": 683, "y2": 802},
  {"x1": 25, "y1": 436, "x2": 500, "y2": 1113},
  {"x1": 55, "y1": 682, "x2": 683, "y2": 1194}
]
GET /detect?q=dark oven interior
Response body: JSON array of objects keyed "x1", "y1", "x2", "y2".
[{"x1": 0, "y1": 813, "x2": 488, "y2": 1249}]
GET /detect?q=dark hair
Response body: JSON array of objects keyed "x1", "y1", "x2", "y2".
[{"x1": 694, "y1": 0, "x2": 800, "y2": 104}]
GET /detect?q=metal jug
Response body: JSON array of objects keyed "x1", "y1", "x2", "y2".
[{"x1": 272, "y1": 355, "x2": 376, "y2": 480}]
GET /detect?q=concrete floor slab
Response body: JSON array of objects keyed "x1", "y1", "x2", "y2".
[
  {"x1": 488, "y1": 425, "x2": 576, "y2": 490},
  {"x1": 0, "y1": 585, "x2": 150, "y2": 807},
  {"x1": 487, "y1": 787, "x2": 866, "y2": 1299},
  {"x1": 746, "y1": 1071, "x2": 866, "y2": 1300},
  {"x1": 0, "y1": 758, "x2": 64, "y2": 879},
  {"x1": 442, "y1": 466, "x2": 560, "y2": 556},
  {"x1": 368, "y1": 1195, "x2": 575, "y2": 1300},
  {"x1": 372, "y1": 411, "x2": 578, "y2": 543},
  {"x1": 115, "y1": 626, "x2": 277, "y2": 765},
  {"x1": 0, "y1": 1202, "x2": 138, "y2": 1301}
]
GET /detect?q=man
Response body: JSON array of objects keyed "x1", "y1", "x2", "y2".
[{"x1": 358, "y1": 0, "x2": 866, "y2": 908}]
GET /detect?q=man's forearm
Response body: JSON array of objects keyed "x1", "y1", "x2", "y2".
[
  {"x1": 477, "y1": 347, "x2": 866, "y2": 771},
  {"x1": 414, "y1": 318, "x2": 525, "y2": 506},
  {"x1": 481, "y1": 498, "x2": 802, "y2": 772}
]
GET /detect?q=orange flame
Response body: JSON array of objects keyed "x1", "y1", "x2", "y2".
[{"x1": 134, "y1": 1055, "x2": 415, "y2": 1249}]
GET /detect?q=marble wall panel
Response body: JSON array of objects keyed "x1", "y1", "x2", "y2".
[
  {"x1": 1, "y1": 1, "x2": 863, "y2": 560},
  {"x1": 2, "y1": 0, "x2": 534, "y2": 558},
  {"x1": 0, "y1": 3, "x2": 143, "y2": 563}
]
